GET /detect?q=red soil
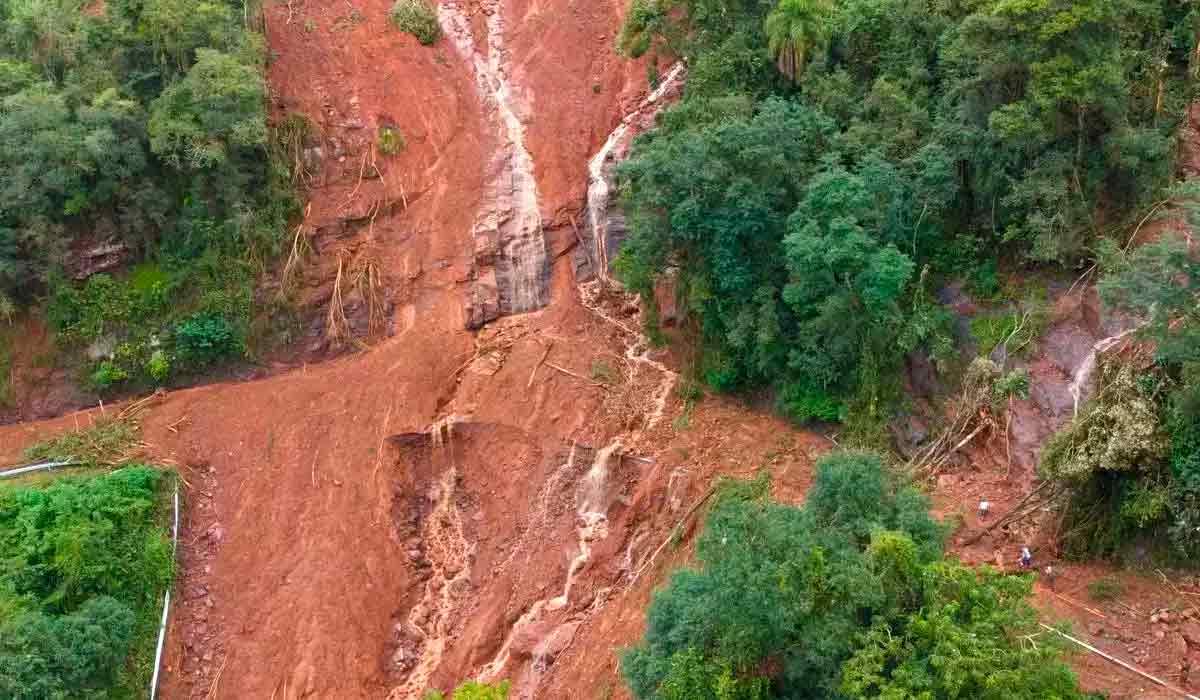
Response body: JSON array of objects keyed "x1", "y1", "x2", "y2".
[{"x1": 4, "y1": 1, "x2": 1200, "y2": 698}]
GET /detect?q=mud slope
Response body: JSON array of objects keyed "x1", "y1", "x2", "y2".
[
  {"x1": 1, "y1": 0, "x2": 747, "y2": 697},
  {"x1": 3, "y1": 0, "x2": 1195, "y2": 691}
]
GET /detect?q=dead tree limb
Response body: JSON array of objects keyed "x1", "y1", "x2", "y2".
[
  {"x1": 963, "y1": 480, "x2": 1059, "y2": 545},
  {"x1": 545, "y1": 362, "x2": 608, "y2": 389},
  {"x1": 527, "y1": 341, "x2": 554, "y2": 388}
]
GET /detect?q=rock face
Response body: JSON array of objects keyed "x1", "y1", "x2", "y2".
[
  {"x1": 576, "y1": 64, "x2": 687, "y2": 283},
  {"x1": 440, "y1": 0, "x2": 550, "y2": 329}
]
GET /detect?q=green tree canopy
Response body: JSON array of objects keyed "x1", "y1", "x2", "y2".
[{"x1": 621, "y1": 452, "x2": 1088, "y2": 699}]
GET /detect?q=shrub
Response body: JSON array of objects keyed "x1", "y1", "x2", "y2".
[
  {"x1": 423, "y1": 680, "x2": 511, "y2": 700},
  {"x1": 390, "y1": 0, "x2": 442, "y2": 45},
  {"x1": 993, "y1": 368, "x2": 1031, "y2": 403},
  {"x1": 91, "y1": 361, "x2": 129, "y2": 390},
  {"x1": 174, "y1": 313, "x2": 242, "y2": 367},
  {"x1": 0, "y1": 596, "x2": 136, "y2": 699},
  {"x1": 777, "y1": 381, "x2": 843, "y2": 422},
  {"x1": 378, "y1": 125, "x2": 406, "y2": 155},
  {"x1": 621, "y1": 451, "x2": 1086, "y2": 700},
  {"x1": 1086, "y1": 578, "x2": 1124, "y2": 602},
  {"x1": 0, "y1": 467, "x2": 173, "y2": 697},
  {"x1": 146, "y1": 349, "x2": 171, "y2": 383}
]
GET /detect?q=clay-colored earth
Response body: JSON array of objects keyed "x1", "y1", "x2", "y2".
[{"x1": 4, "y1": 0, "x2": 1200, "y2": 698}]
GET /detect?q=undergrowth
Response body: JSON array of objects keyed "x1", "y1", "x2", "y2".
[
  {"x1": 390, "y1": 0, "x2": 442, "y2": 45},
  {"x1": 1086, "y1": 578, "x2": 1124, "y2": 601},
  {"x1": 423, "y1": 680, "x2": 511, "y2": 699},
  {"x1": 0, "y1": 466, "x2": 174, "y2": 699},
  {"x1": 378, "y1": 126, "x2": 406, "y2": 156},
  {"x1": 23, "y1": 414, "x2": 144, "y2": 467}
]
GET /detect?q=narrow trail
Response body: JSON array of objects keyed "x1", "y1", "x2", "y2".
[{"x1": 439, "y1": 0, "x2": 548, "y2": 324}]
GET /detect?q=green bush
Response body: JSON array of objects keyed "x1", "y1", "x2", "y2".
[
  {"x1": 777, "y1": 381, "x2": 843, "y2": 422},
  {"x1": 621, "y1": 451, "x2": 1085, "y2": 699},
  {"x1": 1086, "y1": 578, "x2": 1124, "y2": 602},
  {"x1": 378, "y1": 126, "x2": 406, "y2": 155},
  {"x1": 0, "y1": 467, "x2": 173, "y2": 697},
  {"x1": 390, "y1": 0, "x2": 442, "y2": 45},
  {"x1": 174, "y1": 313, "x2": 242, "y2": 367},
  {"x1": 146, "y1": 349, "x2": 171, "y2": 383},
  {"x1": 423, "y1": 680, "x2": 510, "y2": 700},
  {"x1": 993, "y1": 368, "x2": 1031, "y2": 403},
  {"x1": 0, "y1": 596, "x2": 136, "y2": 699},
  {"x1": 90, "y1": 361, "x2": 130, "y2": 390}
]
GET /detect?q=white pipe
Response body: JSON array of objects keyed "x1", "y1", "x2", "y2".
[
  {"x1": 1039, "y1": 623, "x2": 1200, "y2": 700},
  {"x1": 149, "y1": 590, "x2": 172, "y2": 700},
  {"x1": 0, "y1": 460, "x2": 76, "y2": 478},
  {"x1": 149, "y1": 480, "x2": 180, "y2": 700}
]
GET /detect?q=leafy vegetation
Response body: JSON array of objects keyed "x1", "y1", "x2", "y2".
[
  {"x1": 390, "y1": 0, "x2": 442, "y2": 45},
  {"x1": 0, "y1": 466, "x2": 173, "y2": 698},
  {"x1": 378, "y1": 125, "x2": 406, "y2": 155},
  {"x1": 0, "y1": 0, "x2": 301, "y2": 394},
  {"x1": 23, "y1": 414, "x2": 142, "y2": 467},
  {"x1": 615, "y1": 0, "x2": 1194, "y2": 429},
  {"x1": 423, "y1": 680, "x2": 511, "y2": 700},
  {"x1": 1043, "y1": 228, "x2": 1200, "y2": 563},
  {"x1": 621, "y1": 452, "x2": 1088, "y2": 699},
  {"x1": 1086, "y1": 577, "x2": 1125, "y2": 602}
]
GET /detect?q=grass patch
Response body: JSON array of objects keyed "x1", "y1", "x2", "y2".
[
  {"x1": 672, "y1": 378, "x2": 702, "y2": 430},
  {"x1": 591, "y1": 359, "x2": 621, "y2": 385},
  {"x1": 1086, "y1": 577, "x2": 1125, "y2": 602},
  {"x1": 390, "y1": 0, "x2": 442, "y2": 45},
  {"x1": 23, "y1": 412, "x2": 144, "y2": 467},
  {"x1": 0, "y1": 466, "x2": 175, "y2": 699},
  {"x1": 378, "y1": 125, "x2": 406, "y2": 156}
]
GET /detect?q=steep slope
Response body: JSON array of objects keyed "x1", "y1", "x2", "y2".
[{"x1": 2, "y1": 0, "x2": 758, "y2": 698}]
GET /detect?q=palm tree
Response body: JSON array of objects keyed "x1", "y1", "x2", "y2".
[{"x1": 764, "y1": 0, "x2": 832, "y2": 83}]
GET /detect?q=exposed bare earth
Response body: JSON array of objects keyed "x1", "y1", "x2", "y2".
[{"x1": 4, "y1": 0, "x2": 1200, "y2": 698}]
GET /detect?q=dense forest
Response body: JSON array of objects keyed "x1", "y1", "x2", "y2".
[
  {"x1": 0, "y1": 466, "x2": 173, "y2": 698},
  {"x1": 622, "y1": 453, "x2": 1096, "y2": 700},
  {"x1": 614, "y1": 0, "x2": 1200, "y2": 564},
  {"x1": 616, "y1": 0, "x2": 1193, "y2": 418},
  {"x1": 0, "y1": 0, "x2": 296, "y2": 392}
]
